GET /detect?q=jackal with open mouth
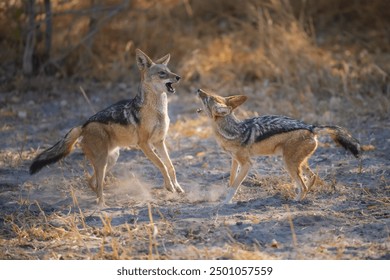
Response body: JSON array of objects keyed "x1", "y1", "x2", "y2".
[
  {"x1": 197, "y1": 89, "x2": 361, "y2": 203},
  {"x1": 30, "y1": 49, "x2": 184, "y2": 205}
]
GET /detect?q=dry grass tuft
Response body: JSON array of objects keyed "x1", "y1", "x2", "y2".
[{"x1": 172, "y1": 244, "x2": 275, "y2": 260}]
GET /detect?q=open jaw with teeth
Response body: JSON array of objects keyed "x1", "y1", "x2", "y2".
[{"x1": 165, "y1": 82, "x2": 175, "y2": 93}]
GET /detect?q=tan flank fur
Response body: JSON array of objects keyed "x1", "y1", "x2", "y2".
[
  {"x1": 197, "y1": 89, "x2": 361, "y2": 203},
  {"x1": 30, "y1": 49, "x2": 184, "y2": 205}
]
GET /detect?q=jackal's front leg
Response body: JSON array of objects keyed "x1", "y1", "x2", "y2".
[
  {"x1": 154, "y1": 140, "x2": 184, "y2": 193},
  {"x1": 229, "y1": 158, "x2": 239, "y2": 187},
  {"x1": 224, "y1": 161, "x2": 251, "y2": 204},
  {"x1": 139, "y1": 142, "x2": 176, "y2": 192}
]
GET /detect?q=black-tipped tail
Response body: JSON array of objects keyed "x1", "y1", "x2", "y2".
[
  {"x1": 29, "y1": 126, "x2": 82, "y2": 175},
  {"x1": 315, "y1": 125, "x2": 361, "y2": 158},
  {"x1": 29, "y1": 143, "x2": 66, "y2": 174}
]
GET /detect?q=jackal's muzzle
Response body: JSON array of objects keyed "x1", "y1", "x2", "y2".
[
  {"x1": 196, "y1": 89, "x2": 207, "y2": 113},
  {"x1": 166, "y1": 75, "x2": 181, "y2": 94}
]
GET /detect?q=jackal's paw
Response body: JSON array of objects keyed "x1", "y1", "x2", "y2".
[
  {"x1": 96, "y1": 197, "x2": 107, "y2": 208},
  {"x1": 222, "y1": 197, "x2": 234, "y2": 204},
  {"x1": 174, "y1": 182, "x2": 185, "y2": 193},
  {"x1": 294, "y1": 189, "x2": 307, "y2": 201},
  {"x1": 294, "y1": 195, "x2": 301, "y2": 202},
  {"x1": 164, "y1": 183, "x2": 176, "y2": 193},
  {"x1": 306, "y1": 175, "x2": 318, "y2": 190},
  {"x1": 222, "y1": 188, "x2": 237, "y2": 204}
]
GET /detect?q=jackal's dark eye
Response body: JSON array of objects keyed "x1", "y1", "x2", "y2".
[{"x1": 158, "y1": 71, "x2": 167, "y2": 78}]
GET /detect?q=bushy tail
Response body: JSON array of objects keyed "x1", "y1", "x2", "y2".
[
  {"x1": 29, "y1": 126, "x2": 82, "y2": 174},
  {"x1": 314, "y1": 125, "x2": 361, "y2": 158}
]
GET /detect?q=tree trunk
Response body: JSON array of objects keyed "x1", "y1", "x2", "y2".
[
  {"x1": 44, "y1": 0, "x2": 52, "y2": 61},
  {"x1": 23, "y1": 0, "x2": 36, "y2": 76}
]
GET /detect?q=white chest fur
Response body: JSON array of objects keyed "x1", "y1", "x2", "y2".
[
  {"x1": 156, "y1": 92, "x2": 168, "y2": 114},
  {"x1": 146, "y1": 92, "x2": 170, "y2": 143}
]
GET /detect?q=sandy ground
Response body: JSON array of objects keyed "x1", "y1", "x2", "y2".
[{"x1": 0, "y1": 85, "x2": 389, "y2": 259}]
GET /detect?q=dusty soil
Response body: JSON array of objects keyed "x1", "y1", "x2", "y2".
[{"x1": 0, "y1": 84, "x2": 389, "y2": 259}]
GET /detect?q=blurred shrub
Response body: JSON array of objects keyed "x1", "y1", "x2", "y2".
[{"x1": 0, "y1": 0, "x2": 389, "y2": 113}]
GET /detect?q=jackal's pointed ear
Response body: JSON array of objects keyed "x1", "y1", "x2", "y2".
[
  {"x1": 213, "y1": 105, "x2": 232, "y2": 117},
  {"x1": 136, "y1": 49, "x2": 153, "y2": 70},
  {"x1": 226, "y1": 95, "x2": 248, "y2": 110},
  {"x1": 155, "y1": 53, "x2": 170, "y2": 65}
]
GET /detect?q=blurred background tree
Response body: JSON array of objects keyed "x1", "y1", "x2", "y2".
[{"x1": 0, "y1": 0, "x2": 388, "y2": 108}]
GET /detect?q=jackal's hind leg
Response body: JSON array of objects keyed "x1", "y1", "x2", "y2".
[
  {"x1": 103, "y1": 148, "x2": 120, "y2": 184},
  {"x1": 107, "y1": 148, "x2": 120, "y2": 171},
  {"x1": 87, "y1": 159, "x2": 115, "y2": 195},
  {"x1": 88, "y1": 173, "x2": 97, "y2": 193},
  {"x1": 94, "y1": 157, "x2": 108, "y2": 206},
  {"x1": 283, "y1": 157, "x2": 309, "y2": 201},
  {"x1": 284, "y1": 135, "x2": 317, "y2": 200},
  {"x1": 81, "y1": 140, "x2": 109, "y2": 205},
  {"x1": 302, "y1": 162, "x2": 317, "y2": 190}
]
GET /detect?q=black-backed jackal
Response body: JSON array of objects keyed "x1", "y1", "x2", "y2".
[
  {"x1": 197, "y1": 89, "x2": 361, "y2": 203},
  {"x1": 30, "y1": 49, "x2": 184, "y2": 205}
]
